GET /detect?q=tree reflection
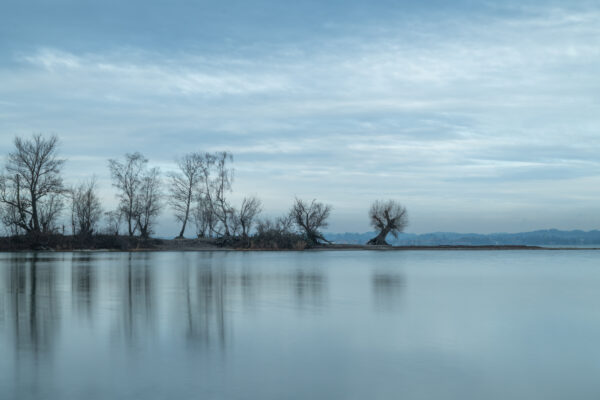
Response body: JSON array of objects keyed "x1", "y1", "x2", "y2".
[
  {"x1": 116, "y1": 253, "x2": 156, "y2": 345},
  {"x1": 183, "y1": 261, "x2": 229, "y2": 349},
  {"x1": 293, "y1": 269, "x2": 327, "y2": 310},
  {"x1": 372, "y1": 272, "x2": 404, "y2": 311},
  {"x1": 71, "y1": 253, "x2": 95, "y2": 318},
  {"x1": 0, "y1": 252, "x2": 333, "y2": 360},
  {"x1": 3, "y1": 254, "x2": 60, "y2": 357}
]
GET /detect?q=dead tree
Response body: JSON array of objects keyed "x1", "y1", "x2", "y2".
[
  {"x1": 0, "y1": 134, "x2": 65, "y2": 234},
  {"x1": 108, "y1": 153, "x2": 147, "y2": 236},
  {"x1": 168, "y1": 153, "x2": 204, "y2": 238},
  {"x1": 366, "y1": 200, "x2": 408, "y2": 245},
  {"x1": 70, "y1": 179, "x2": 103, "y2": 236},
  {"x1": 289, "y1": 198, "x2": 332, "y2": 245}
]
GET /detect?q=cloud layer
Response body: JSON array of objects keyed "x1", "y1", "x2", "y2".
[{"x1": 1, "y1": 1, "x2": 600, "y2": 234}]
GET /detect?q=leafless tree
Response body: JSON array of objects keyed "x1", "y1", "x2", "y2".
[
  {"x1": 367, "y1": 200, "x2": 408, "y2": 246},
  {"x1": 39, "y1": 193, "x2": 64, "y2": 234},
  {"x1": 211, "y1": 152, "x2": 234, "y2": 236},
  {"x1": 197, "y1": 153, "x2": 216, "y2": 232},
  {"x1": 135, "y1": 167, "x2": 161, "y2": 238},
  {"x1": 236, "y1": 196, "x2": 262, "y2": 237},
  {"x1": 196, "y1": 151, "x2": 234, "y2": 237},
  {"x1": 103, "y1": 210, "x2": 123, "y2": 236},
  {"x1": 0, "y1": 135, "x2": 65, "y2": 234},
  {"x1": 70, "y1": 179, "x2": 103, "y2": 236},
  {"x1": 0, "y1": 174, "x2": 28, "y2": 235},
  {"x1": 256, "y1": 214, "x2": 293, "y2": 236},
  {"x1": 191, "y1": 197, "x2": 214, "y2": 238},
  {"x1": 289, "y1": 198, "x2": 332, "y2": 245},
  {"x1": 0, "y1": 183, "x2": 25, "y2": 236},
  {"x1": 229, "y1": 211, "x2": 242, "y2": 237},
  {"x1": 108, "y1": 153, "x2": 147, "y2": 236},
  {"x1": 168, "y1": 153, "x2": 205, "y2": 238}
]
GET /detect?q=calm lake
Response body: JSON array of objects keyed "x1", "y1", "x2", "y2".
[{"x1": 1, "y1": 250, "x2": 599, "y2": 399}]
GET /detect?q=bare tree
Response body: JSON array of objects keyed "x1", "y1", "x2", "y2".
[
  {"x1": 103, "y1": 210, "x2": 123, "y2": 236},
  {"x1": 0, "y1": 174, "x2": 27, "y2": 235},
  {"x1": 108, "y1": 153, "x2": 147, "y2": 236},
  {"x1": 70, "y1": 179, "x2": 103, "y2": 236},
  {"x1": 196, "y1": 151, "x2": 234, "y2": 237},
  {"x1": 0, "y1": 181, "x2": 25, "y2": 236},
  {"x1": 168, "y1": 153, "x2": 204, "y2": 238},
  {"x1": 39, "y1": 192, "x2": 64, "y2": 234},
  {"x1": 191, "y1": 197, "x2": 210, "y2": 238},
  {"x1": 0, "y1": 135, "x2": 65, "y2": 234},
  {"x1": 366, "y1": 200, "x2": 408, "y2": 246},
  {"x1": 135, "y1": 167, "x2": 161, "y2": 238},
  {"x1": 236, "y1": 196, "x2": 262, "y2": 237},
  {"x1": 289, "y1": 198, "x2": 332, "y2": 245},
  {"x1": 256, "y1": 214, "x2": 293, "y2": 236},
  {"x1": 197, "y1": 153, "x2": 217, "y2": 233},
  {"x1": 212, "y1": 152, "x2": 234, "y2": 236}
]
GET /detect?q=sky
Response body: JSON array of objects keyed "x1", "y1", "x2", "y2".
[{"x1": 1, "y1": 0, "x2": 600, "y2": 235}]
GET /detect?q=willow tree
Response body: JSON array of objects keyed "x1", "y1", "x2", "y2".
[{"x1": 366, "y1": 200, "x2": 408, "y2": 246}]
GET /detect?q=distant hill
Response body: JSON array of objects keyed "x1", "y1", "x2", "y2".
[{"x1": 325, "y1": 229, "x2": 600, "y2": 246}]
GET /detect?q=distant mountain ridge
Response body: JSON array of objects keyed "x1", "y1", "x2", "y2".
[{"x1": 325, "y1": 229, "x2": 600, "y2": 246}]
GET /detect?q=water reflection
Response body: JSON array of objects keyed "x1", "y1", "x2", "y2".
[
  {"x1": 372, "y1": 272, "x2": 404, "y2": 311},
  {"x1": 2, "y1": 251, "x2": 600, "y2": 400},
  {"x1": 293, "y1": 269, "x2": 327, "y2": 310},
  {"x1": 0, "y1": 253, "x2": 336, "y2": 357},
  {"x1": 182, "y1": 263, "x2": 229, "y2": 348},
  {"x1": 71, "y1": 254, "x2": 95, "y2": 318},
  {"x1": 3, "y1": 254, "x2": 60, "y2": 358},
  {"x1": 121, "y1": 254, "x2": 156, "y2": 344}
]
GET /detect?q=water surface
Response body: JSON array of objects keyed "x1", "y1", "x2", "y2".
[{"x1": 1, "y1": 250, "x2": 599, "y2": 399}]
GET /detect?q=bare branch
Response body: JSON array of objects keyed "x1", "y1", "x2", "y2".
[
  {"x1": 289, "y1": 198, "x2": 332, "y2": 245},
  {"x1": 168, "y1": 152, "x2": 205, "y2": 238},
  {"x1": 367, "y1": 200, "x2": 408, "y2": 245},
  {"x1": 1, "y1": 134, "x2": 65, "y2": 234}
]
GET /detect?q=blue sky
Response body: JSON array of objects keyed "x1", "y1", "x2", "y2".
[{"x1": 1, "y1": 0, "x2": 600, "y2": 235}]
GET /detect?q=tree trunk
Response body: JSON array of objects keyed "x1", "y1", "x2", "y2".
[
  {"x1": 128, "y1": 198, "x2": 134, "y2": 236},
  {"x1": 367, "y1": 228, "x2": 391, "y2": 245},
  {"x1": 178, "y1": 191, "x2": 192, "y2": 239},
  {"x1": 30, "y1": 190, "x2": 40, "y2": 233}
]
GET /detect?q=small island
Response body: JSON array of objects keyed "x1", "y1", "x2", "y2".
[{"x1": 0, "y1": 135, "x2": 597, "y2": 252}]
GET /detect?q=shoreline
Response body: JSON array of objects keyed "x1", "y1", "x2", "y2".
[
  {"x1": 1, "y1": 235, "x2": 599, "y2": 252},
  {"x1": 2, "y1": 244, "x2": 600, "y2": 253}
]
